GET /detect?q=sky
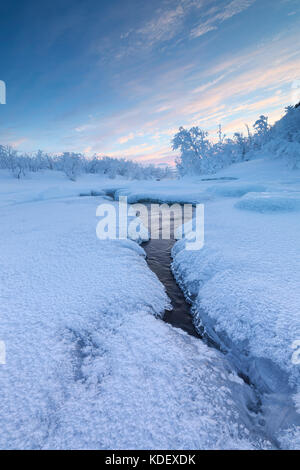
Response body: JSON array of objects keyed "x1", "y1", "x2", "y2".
[{"x1": 0, "y1": 0, "x2": 299, "y2": 165}]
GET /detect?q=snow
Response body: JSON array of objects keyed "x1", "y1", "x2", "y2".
[
  {"x1": 169, "y1": 158, "x2": 300, "y2": 448},
  {"x1": 0, "y1": 171, "x2": 271, "y2": 450},
  {"x1": 74, "y1": 155, "x2": 300, "y2": 448},
  {"x1": 235, "y1": 191, "x2": 300, "y2": 212},
  {"x1": 1, "y1": 152, "x2": 299, "y2": 449},
  {"x1": 169, "y1": 159, "x2": 300, "y2": 385}
]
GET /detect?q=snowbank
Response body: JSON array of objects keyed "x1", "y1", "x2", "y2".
[
  {"x1": 170, "y1": 158, "x2": 300, "y2": 448},
  {"x1": 235, "y1": 191, "x2": 300, "y2": 213}
]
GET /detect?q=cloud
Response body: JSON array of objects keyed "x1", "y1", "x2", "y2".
[
  {"x1": 0, "y1": 127, "x2": 29, "y2": 149},
  {"x1": 190, "y1": 24, "x2": 217, "y2": 38},
  {"x1": 219, "y1": 0, "x2": 256, "y2": 21},
  {"x1": 191, "y1": 0, "x2": 256, "y2": 38},
  {"x1": 10, "y1": 138, "x2": 28, "y2": 148},
  {"x1": 105, "y1": 0, "x2": 256, "y2": 59},
  {"x1": 42, "y1": 23, "x2": 300, "y2": 163},
  {"x1": 118, "y1": 132, "x2": 135, "y2": 144},
  {"x1": 117, "y1": 0, "x2": 209, "y2": 55},
  {"x1": 155, "y1": 105, "x2": 173, "y2": 113},
  {"x1": 192, "y1": 73, "x2": 228, "y2": 94},
  {"x1": 75, "y1": 124, "x2": 93, "y2": 132},
  {"x1": 106, "y1": 143, "x2": 157, "y2": 159},
  {"x1": 118, "y1": 2, "x2": 187, "y2": 56},
  {"x1": 69, "y1": 44, "x2": 298, "y2": 161},
  {"x1": 136, "y1": 4, "x2": 185, "y2": 45}
]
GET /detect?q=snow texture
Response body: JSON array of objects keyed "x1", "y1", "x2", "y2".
[{"x1": 0, "y1": 173, "x2": 270, "y2": 449}]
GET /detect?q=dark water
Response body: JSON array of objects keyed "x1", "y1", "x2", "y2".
[
  {"x1": 143, "y1": 237, "x2": 200, "y2": 338},
  {"x1": 142, "y1": 205, "x2": 201, "y2": 338}
]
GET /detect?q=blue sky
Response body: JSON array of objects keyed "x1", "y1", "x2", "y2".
[{"x1": 0, "y1": 0, "x2": 299, "y2": 164}]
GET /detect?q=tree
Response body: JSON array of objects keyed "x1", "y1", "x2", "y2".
[
  {"x1": 233, "y1": 132, "x2": 248, "y2": 160},
  {"x1": 172, "y1": 127, "x2": 210, "y2": 175},
  {"x1": 60, "y1": 152, "x2": 83, "y2": 181},
  {"x1": 253, "y1": 115, "x2": 269, "y2": 135},
  {"x1": 252, "y1": 115, "x2": 270, "y2": 149},
  {"x1": 217, "y1": 124, "x2": 226, "y2": 144}
]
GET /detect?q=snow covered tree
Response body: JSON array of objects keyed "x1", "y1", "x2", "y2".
[
  {"x1": 233, "y1": 132, "x2": 249, "y2": 161},
  {"x1": 253, "y1": 115, "x2": 269, "y2": 135},
  {"x1": 264, "y1": 105, "x2": 300, "y2": 169},
  {"x1": 60, "y1": 152, "x2": 83, "y2": 181},
  {"x1": 253, "y1": 115, "x2": 269, "y2": 149},
  {"x1": 172, "y1": 126, "x2": 211, "y2": 175}
]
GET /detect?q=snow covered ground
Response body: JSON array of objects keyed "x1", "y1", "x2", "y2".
[
  {"x1": 1, "y1": 153, "x2": 299, "y2": 449},
  {"x1": 95, "y1": 156, "x2": 300, "y2": 448},
  {"x1": 0, "y1": 169, "x2": 272, "y2": 449}
]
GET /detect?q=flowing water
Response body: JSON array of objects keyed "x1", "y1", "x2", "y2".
[{"x1": 141, "y1": 204, "x2": 200, "y2": 338}]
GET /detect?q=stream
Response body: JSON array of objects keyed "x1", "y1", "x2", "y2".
[
  {"x1": 91, "y1": 190, "x2": 299, "y2": 448},
  {"x1": 142, "y1": 204, "x2": 200, "y2": 338},
  {"x1": 139, "y1": 202, "x2": 282, "y2": 448}
]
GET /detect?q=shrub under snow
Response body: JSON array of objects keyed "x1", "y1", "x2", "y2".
[
  {"x1": 0, "y1": 146, "x2": 172, "y2": 181},
  {"x1": 172, "y1": 105, "x2": 300, "y2": 175}
]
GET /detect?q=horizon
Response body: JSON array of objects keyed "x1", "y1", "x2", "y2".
[{"x1": 0, "y1": 0, "x2": 300, "y2": 165}]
